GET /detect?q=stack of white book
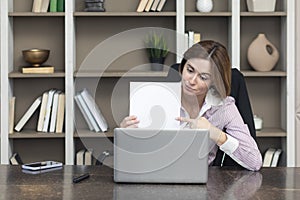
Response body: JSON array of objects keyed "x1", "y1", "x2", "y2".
[
  {"x1": 76, "y1": 149, "x2": 93, "y2": 165},
  {"x1": 262, "y1": 148, "x2": 282, "y2": 167},
  {"x1": 184, "y1": 31, "x2": 201, "y2": 52},
  {"x1": 14, "y1": 89, "x2": 65, "y2": 133},
  {"x1": 74, "y1": 88, "x2": 108, "y2": 132},
  {"x1": 136, "y1": 0, "x2": 167, "y2": 12}
]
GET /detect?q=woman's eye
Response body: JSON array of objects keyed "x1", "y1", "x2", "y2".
[
  {"x1": 187, "y1": 67, "x2": 193, "y2": 73},
  {"x1": 200, "y1": 75, "x2": 209, "y2": 81}
]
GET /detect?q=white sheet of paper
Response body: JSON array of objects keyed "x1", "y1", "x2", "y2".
[{"x1": 130, "y1": 82, "x2": 181, "y2": 129}]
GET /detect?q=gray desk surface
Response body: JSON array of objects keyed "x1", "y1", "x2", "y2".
[{"x1": 0, "y1": 165, "x2": 299, "y2": 200}]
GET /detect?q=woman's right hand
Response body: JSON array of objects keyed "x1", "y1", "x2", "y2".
[{"x1": 120, "y1": 115, "x2": 140, "y2": 128}]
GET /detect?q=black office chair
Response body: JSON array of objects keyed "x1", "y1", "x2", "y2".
[{"x1": 167, "y1": 64, "x2": 256, "y2": 168}]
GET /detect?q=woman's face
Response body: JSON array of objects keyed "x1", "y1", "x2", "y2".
[{"x1": 181, "y1": 58, "x2": 212, "y2": 96}]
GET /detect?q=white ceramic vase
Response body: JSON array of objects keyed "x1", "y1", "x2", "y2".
[
  {"x1": 196, "y1": 0, "x2": 213, "y2": 13},
  {"x1": 247, "y1": 33, "x2": 279, "y2": 72}
]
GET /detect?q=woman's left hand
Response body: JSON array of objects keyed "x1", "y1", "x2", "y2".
[
  {"x1": 176, "y1": 116, "x2": 226, "y2": 146},
  {"x1": 176, "y1": 116, "x2": 211, "y2": 129}
]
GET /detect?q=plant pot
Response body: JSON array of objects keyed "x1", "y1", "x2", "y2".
[
  {"x1": 246, "y1": 0, "x2": 277, "y2": 12},
  {"x1": 150, "y1": 57, "x2": 165, "y2": 71}
]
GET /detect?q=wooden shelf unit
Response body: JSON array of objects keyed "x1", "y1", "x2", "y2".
[{"x1": 0, "y1": 0, "x2": 295, "y2": 166}]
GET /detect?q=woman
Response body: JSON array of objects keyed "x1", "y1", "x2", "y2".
[{"x1": 121, "y1": 40, "x2": 262, "y2": 171}]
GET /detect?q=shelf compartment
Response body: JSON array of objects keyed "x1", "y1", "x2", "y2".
[{"x1": 9, "y1": 70, "x2": 65, "y2": 78}]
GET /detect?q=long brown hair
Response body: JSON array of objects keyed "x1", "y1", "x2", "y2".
[{"x1": 179, "y1": 40, "x2": 231, "y2": 98}]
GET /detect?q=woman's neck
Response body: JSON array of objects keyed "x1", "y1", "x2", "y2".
[{"x1": 181, "y1": 93, "x2": 205, "y2": 119}]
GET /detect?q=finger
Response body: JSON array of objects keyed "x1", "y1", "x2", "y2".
[
  {"x1": 125, "y1": 115, "x2": 137, "y2": 121},
  {"x1": 126, "y1": 119, "x2": 140, "y2": 127},
  {"x1": 175, "y1": 117, "x2": 193, "y2": 123}
]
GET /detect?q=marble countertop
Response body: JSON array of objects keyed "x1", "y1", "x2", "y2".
[{"x1": 0, "y1": 165, "x2": 300, "y2": 199}]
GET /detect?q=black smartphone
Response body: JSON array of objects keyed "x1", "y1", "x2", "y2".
[{"x1": 22, "y1": 161, "x2": 63, "y2": 171}]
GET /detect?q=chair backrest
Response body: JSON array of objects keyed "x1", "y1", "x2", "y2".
[{"x1": 167, "y1": 64, "x2": 256, "y2": 168}]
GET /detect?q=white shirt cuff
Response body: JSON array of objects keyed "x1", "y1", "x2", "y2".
[{"x1": 219, "y1": 134, "x2": 239, "y2": 154}]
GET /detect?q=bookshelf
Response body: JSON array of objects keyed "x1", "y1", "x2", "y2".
[{"x1": 0, "y1": 0, "x2": 296, "y2": 166}]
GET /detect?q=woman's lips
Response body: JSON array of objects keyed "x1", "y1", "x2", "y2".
[{"x1": 184, "y1": 84, "x2": 195, "y2": 92}]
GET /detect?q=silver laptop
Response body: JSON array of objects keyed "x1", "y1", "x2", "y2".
[{"x1": 114, "y1": 128, "x2": 209, "y2": 183}]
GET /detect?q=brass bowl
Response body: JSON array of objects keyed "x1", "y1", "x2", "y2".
[{"x1": 22, "y1": 48, "x2": 50, "y2": 67}]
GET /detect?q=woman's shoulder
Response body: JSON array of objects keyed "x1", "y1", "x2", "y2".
[{"x1": 223, "y1": 96, "x2": 236, "y2": 105}]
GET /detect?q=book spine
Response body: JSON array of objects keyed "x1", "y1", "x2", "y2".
[
  {"x1": 81, "y1": 89, "x2": 108, "y2": 132},
  {"x1": 50, "y1": 0, "x2": 58, "y2": 12},
  {"x1": 9, "y1": 97, "x2": 16, "y2": 134},
  {"x1": 77, "y1": 93, "x2": 101, "y2": 132},
  {"x1": 49, "y1": 91, "x2": 61, "y2": 132},
  {"x1": 42, "y1": 89, "x2": 56, "y2": 132},
  {"x1": 14, "y1": 97, "x2": 42, "y2": 132},
  {"x1": 37, "y1": 92, "x2": 49, "y2": 132},
  {"x1": 57, "y1": 0, "x2": 65, "y2": 12},
  {"x1": 136, "y1": 0, "x2": 149, "y2": 12},
  {"x1": 74, "y1": 94, "x2": 94, "y2": 131},
  {"x1": 55, "y1": 93, "x2": 65, "y2": 133}
]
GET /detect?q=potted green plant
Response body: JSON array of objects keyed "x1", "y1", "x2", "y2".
[{"x1": 145, "y1": 32, "x2": 169, "y2": 71}]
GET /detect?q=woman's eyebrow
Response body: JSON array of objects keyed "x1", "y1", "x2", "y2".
[{"x1": 187, "y1": 63, "x2": 211, "y2": 76}]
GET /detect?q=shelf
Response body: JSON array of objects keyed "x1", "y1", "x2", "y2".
[
  {"x1": 9, "y1": 71, "x2": 65, "y2": 78},
  {"x1": 74, "y1": 12, "x2": 176, "y2": 17},
  {"x1": 256, "y1": 128, "x2": 286, "y2": 137},
  {"x1": 241, "y1": 70, "x2": 287, "y2": 77},
  {"x1": 9, "y1": 131, "x2": 65, "y2": 139},
  {"x1": 185, "y1": 12, "x2": 232, "y2": 17},
  {"x1": 74, "y1": 130, "x2": 113, "y2": 138},
  {"x1": 74, "y1": 70, "x2": 169, "y2": 78},
  {"x1": 240, "y1": 12, "x2": 287, "y2": 17},
  {"x1": 8, "y1": 12, "x2": 65, "y2": 17}
]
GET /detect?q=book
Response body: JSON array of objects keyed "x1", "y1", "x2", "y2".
[
  {"x1": 78, "y1": 91, "x2": 101, "y2": 132},
  {"x1": 32, "y1": 0, "x2": 43, "y2": 12},
  {"x1": 76, "y1": 149, "x2": 86, "y2": 165},
  {"x1": 74, "y1": 93, "x2": 99, "y2": 132},
  {"x1": 136, "y1": 0, "x2": 149, "y2": 12},
  {"x1": 42, "y1": 89, "x2": 56, "y2": 132},
  {"x1": 271, "y1": 149, "x2": 282, "y2": 167},
  {"x1": 262, "y1": 148, "x2": 276, "y2": 167},
  {"x1": 10, "y1": 153, "x2": 23, "y2": 165},
  {"x1": 80, "y1": 89, "x2": 108, "y2": 132},
  {"x1": 14, "y1": 96, "x2": 42, "y2": 132},
  {"x1": 188, "y1": 30, "x2": 194, "y2": 48},
  {"x1": 151, "y1": 0, "x2": 160, "y2": 11},
  {"x1": 49, "y1": 91, "x2": 61, "y2": 132},
  {"x1": 22, "y1": 66, "x2": 54, "y2": 74},
  {"x1": 156, "y1": 0, "x2": 167, "y2": 11},
  {"x1": 40, "y1": 0, "x2": 50, "y2": 12},
  {"x1": 55, "y1": 93, "x2": 65, "y2": 133},
  {"x1": 37, "y1": 91, "x2": 49, "y2": 132},
  {"x1": 194, "y1": 33, "x2": 201, "y2": 44},
  {"x1": 144, "y1": 0, "x2": 154, "y2": 12},
  {"x1": 85, "y1": 149, "x2": 93, "y2": 165},
  {"x1": 9, "y1": 97, "x2": 16, "y2": 134},
  {"x1": 50, "y1": 0, "x2": 58, "y2": 12},
  {"x1": 57, "y1": 0, "x2": 65, "y2": 12}
]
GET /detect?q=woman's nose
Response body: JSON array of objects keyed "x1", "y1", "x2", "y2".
[{"x1": 189, "y1": 74, "x2": 198, "y2": 84}]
